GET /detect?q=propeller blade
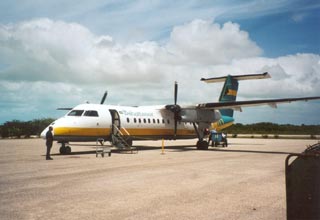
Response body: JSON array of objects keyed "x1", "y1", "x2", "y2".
[
  {"x1": 174, "y1": 118, "x2": 178, "y2": 139},
  {"x1": 57, "y1": 108, "x2": 73, "y2": 110},
  {"x1": 165, "y1": 81, "x2": 180, "y2": 139},
  {"x1": 100, "y1": 91, "x2": 108, "y2": 104},
  {"x1": 174, "y1": 81, "x2": 178, "y2": 138},
  {"x1": 174, "y1": 81, "x2": 178, "y2": 105}
]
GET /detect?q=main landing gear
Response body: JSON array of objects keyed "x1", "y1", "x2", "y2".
[
  {"x1": 59, "y1": 142, "x2": 72, "y2": 154},
  {"x1": 193, "y1": 122, "x2": 209, "y2": 150},
  {"x1": 196, "y1": 140, "x2": 209, "y2": 150}
]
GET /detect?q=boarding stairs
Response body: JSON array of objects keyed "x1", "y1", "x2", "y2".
[{"x1": 111, "y1": 124, "x2": 137, "y2": 153}]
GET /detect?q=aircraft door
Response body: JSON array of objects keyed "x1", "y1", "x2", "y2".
[{"x1": 109, "y1": 109, "x2": 121, "y2": 136}]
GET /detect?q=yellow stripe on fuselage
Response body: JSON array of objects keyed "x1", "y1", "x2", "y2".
[
  {"x1": 54, "y1": 127, "x2": 110, "y2": 137},
  {"x1": 54, "y1": 127, "x2": 196, "y2": 137}
]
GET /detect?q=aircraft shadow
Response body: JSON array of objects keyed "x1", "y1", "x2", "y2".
[
  {"x1": 134, "y1": 145, "x2": 196, "y2": 152},
  {"x1": 50, "y1": 150, "x2": 97, "y2": 156},
  {"x1": 136, "y1": 145, "x2": 297, "y2": 155},
  {"x1": 210, "y1": 148, "x2": 296, "y2": 155},
  {"x1": 49, "y1": 144, "x2": 295, "y2": 156}
]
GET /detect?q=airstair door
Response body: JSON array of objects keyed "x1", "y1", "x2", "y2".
[{"x1": 109, "y1": 109, "x2": 121, "y2": 136}]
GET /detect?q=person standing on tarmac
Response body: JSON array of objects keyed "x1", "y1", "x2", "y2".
[{"x1": 45, "y1": 126, "x2": 54, "y2": 160}]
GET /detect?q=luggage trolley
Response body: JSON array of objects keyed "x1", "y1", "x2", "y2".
[
  {"x1": 96, "y1": 138, "x2": 111, "y2": 157},
  {"x1": 210, "y1": 131, "x2": 228, "y2": 147}
]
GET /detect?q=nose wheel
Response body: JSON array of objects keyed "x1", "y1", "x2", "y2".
[{"x1": 59, "y1": 143, "x2": 72, "y2": 154}]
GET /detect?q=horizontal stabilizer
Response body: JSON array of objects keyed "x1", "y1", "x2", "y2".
[
  {"x1": 201, "y1": 72, "x2": 270, "y2": 83},
  {"x1": 196, "y1": 96, "x2": 320, "y2": 111}
]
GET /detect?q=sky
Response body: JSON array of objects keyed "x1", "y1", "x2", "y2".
[{"x1": 0, "y1": 0, "x2": 319, "y2": 125}]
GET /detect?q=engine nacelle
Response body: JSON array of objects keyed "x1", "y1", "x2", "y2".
[{"x1": 180, "y1": 109, "x2": 221, "y2": 123}]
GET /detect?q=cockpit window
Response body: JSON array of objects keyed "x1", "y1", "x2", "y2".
[
  {"x1": 84, "y1": 110, "x2": 99, "y2": 117},
  {"x1": 68, "y1": 110, "x2": 84, "y2": 116}
]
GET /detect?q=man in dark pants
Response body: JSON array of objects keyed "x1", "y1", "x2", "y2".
[{"x1": 46, "y1": 126, "x2": 54, "y2": 160}]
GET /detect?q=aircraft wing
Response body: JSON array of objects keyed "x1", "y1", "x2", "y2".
[{"x1": 194, "y1": 96, "x2": 320, "y2": 111}]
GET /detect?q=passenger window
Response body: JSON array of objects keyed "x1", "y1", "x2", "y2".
[
  {"x1": 157, "y1": 119, "x2": 160, "y2": 124},
  {"x1": 143, "y1": 118, "x2": 146, "y2": 123},
  {"x1": 148, "y1": 119, "x2": 151, "y2": 123},
  {"x1": 134, "y1": 118, "x2": 137, "y2": 123},
  {"x1": 167, "y1": 119, "x2": 170, "y2": 124},
  {"x1": 68, "y1": 110, "x2": 84, "y2": 116},
  {"x1": 153, "y1": 119, "x2": 156, "y2": 124},
  {"x1": 162, "y1": 119, "x2": 165, "y2": 124},
  {"x1": 84, "y1": 110, "x2": 99, "y2": 117},
  {"x1": 138, "y1": 118, "x2": 141, "y2": 123},
  {"x1": 127, "y1": 118, "x2": 130, "y2": 123}
]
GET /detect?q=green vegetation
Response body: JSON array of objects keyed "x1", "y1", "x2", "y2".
[
  {"x1": 0, "y1": 120, "x2": 319, "y2": 139},
  {"x1": 224, "y1": 122, "x2": 320, "y2": 135},
  {"x1": 0, "y1": 118, "x2": 55, "y2": 138}
]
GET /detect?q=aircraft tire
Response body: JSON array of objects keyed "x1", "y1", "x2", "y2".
[
  {"x1": 59, "y1": 146, "x2": 71, "y2": 154},
  {"x1": 59, "y1": 146, "x2": 66, "y2": 154},
  {"x1": 196, "y1": 140, "x2": 209, "y2": 150},
  {"x1": 65, "y1": 146, "x2": 71, "y2": 154}
]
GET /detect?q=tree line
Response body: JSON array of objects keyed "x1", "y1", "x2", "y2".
[
  {"x1": 0, "y1": 119, "x2": 319, "y2": 138},
  {"x1": 224, "y1": 122, "x2": 320, "y2": 135},
  {"x1": 0, "y1": 118, "x2": 55, "y2": 138}
]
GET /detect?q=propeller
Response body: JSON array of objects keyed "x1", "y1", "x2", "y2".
[
  {"x1": 165, "y1": 81, "x2": 181, "y2": 138},
  {"x1": 100, "y1": 91, "x2": 108, "y2": 104}
]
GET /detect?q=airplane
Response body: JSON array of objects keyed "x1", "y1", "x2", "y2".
[{"x1": 40, "y1": 72, "x2": 320, "y2": 154}]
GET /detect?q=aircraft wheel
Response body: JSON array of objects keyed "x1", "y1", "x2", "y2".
[
  {"x1": 59, "y1": 146, "x2": 66, "y2": 154},
  {"x1": 65, "y1": 146, "x2": 71, "y2": 154},
  {"x1": 59, "y1": 146, "x2": 71, "y2": 154},
  {"x1": 196, "y1": 140, "x2": 209, "y2": 150}
]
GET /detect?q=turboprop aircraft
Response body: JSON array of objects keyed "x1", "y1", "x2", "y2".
[{"x1": 41, "y1": 72, "x2": 320, "y2": 154}]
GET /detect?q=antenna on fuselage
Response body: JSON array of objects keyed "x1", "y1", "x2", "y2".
[{"x1": 100, "y1": 91, "x2": 108, "y2": 104}]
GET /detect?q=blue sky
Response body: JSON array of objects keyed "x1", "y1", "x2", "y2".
[{"x1": 0, "y1": 0, "x2": 319, "y2": 125}]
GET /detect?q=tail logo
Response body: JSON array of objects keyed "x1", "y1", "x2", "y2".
[{"x1": 226, "y1": 89, "x2": 237, "y2": 97}]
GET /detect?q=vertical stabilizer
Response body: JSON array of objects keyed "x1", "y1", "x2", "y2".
[
  {"x1": 200, "y1": 72, "x2": 270, "y2": 120},
  {"x1": 218, "y1": 75, "x2": 239, "y2": 117}
]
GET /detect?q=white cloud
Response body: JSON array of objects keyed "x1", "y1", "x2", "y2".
[
  {"x1": 204, "y1": 54, "x2": 320, "y2": 100},
  {"x1": 166, "y1": 19, "x2": 262, "y2": 65},
  {"x1": 0, "y1": 18, "x2": 262, "y2": 85},
  {"x1": 0, "y1": 18, "x2": 319, "y2": 123}
]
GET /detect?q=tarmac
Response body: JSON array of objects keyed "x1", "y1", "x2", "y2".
[{"x1": 0, "y1": 138, "x2": 317, "y2": 220}]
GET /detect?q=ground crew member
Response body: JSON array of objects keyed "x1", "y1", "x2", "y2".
[{"x1": 45, "y1": 126, "x2": 54, "y2": 160}]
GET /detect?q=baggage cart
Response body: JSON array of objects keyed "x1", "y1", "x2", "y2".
[
  {"x1": 210, "y1": 132, "x2": 228, "y2": 147},
  {"x1": 96, "y1": 138, "x2": 111, "y2": 157}
]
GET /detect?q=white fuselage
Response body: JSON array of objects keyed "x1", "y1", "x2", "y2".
[{"x1": 41, "y1": 104, "x2": 198, "y2": 142}]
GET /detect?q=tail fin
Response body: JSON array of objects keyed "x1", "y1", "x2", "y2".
[
  {"x1": 201, "y1": 72, "x2": 271, "y2": 117},
  {"x1": 218, "y1": 75, "x2": 239, "y2": 117}
]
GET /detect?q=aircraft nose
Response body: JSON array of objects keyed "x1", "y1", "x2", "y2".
[{"x1": 40, "y1": 127, "x2": 48, "y2": 139}]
